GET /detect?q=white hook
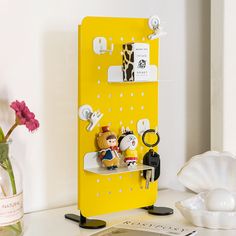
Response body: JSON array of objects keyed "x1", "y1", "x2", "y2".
[
  {"x1": 148, "y1": 15, "x2": 166, "y2": 40},
  {"x1": 93, "y1": 37, "x2": 114, "y2": 55},
  {"x1": 78, "y1": 104, "x2": 104, "y2": 131},
  {"x1": 100, "y1": 43, "x2": 114, "y2": 55}
]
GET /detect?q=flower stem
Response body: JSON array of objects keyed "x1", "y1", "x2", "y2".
[
  {"x1": 5, "y1": 158, "x2": 22, "y2": 234},
  {"x1": 2, "y1": 150, "x2": 22, "y2": 235},
  {"x1": 6, "y1": 225, "x2": 22, "y2": 234},
  {"x1": 6, "y1": 158, "x2": 17, "y2": 194},
  {"x1": 4, "y1": 123, "x2": 18, "y2": 142},
  {"x1": 0, "y1": 183, "x2": 6, "y2": 196}
]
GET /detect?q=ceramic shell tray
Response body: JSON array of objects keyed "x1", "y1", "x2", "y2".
[{"x1": 176, "y1": 151, "x2": 236, "y2": 229}]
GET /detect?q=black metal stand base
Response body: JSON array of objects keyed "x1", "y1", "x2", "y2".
[
  {"x1": 65, "y1": 213, "x2": 106, "y2": 229},
  {"x1": 79, "y1": 218, "x2": 106, "y2": 229},
  {"x1": 146, "y1": 206, "x2": 174, "y2": 216}
]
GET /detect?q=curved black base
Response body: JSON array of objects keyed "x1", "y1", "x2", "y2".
[
  {"x1": 65, "y1": 213, "x2": 106, "y2": 229},
  {"x1": 79, "y1": 219, "x2": 106, "y2": 229},
  {"x1": 147, "y1": 206, "x2": 174, "y2": 216}
]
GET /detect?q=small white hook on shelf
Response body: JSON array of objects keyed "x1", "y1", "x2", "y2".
[{"x1": 93, "y1": 37, "x2": 114, "y2": 55}]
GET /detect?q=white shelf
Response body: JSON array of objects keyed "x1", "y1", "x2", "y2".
[
  {"x1": 108, "y1": 65, "x2": 158, "y2": 83},
  {"x1": 83, "y1": 152, "x2": 155, "y2": 181},
  {"x1": 84, "y1": 164, "x2": 155, "y2": 181}
]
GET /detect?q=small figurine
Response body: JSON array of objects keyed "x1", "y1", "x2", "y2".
[
  {"x1": 96, "y1": 126, "x2": 120, "y2": 170},
  {"x1": 118, "y1": 127, "x2": 138, "y2": 167}
]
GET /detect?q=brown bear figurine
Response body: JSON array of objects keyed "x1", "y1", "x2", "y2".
[{"x1": 97, "y1": 126, "x2": 120, "y2": 170}]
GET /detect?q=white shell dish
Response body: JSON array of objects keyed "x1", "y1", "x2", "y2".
[
  {"x1": 177, "y1": 151, "x2": 236, "y2": 193},
  {"x1": 176, "y1": 192, "x2": 236, "y2": 229}
]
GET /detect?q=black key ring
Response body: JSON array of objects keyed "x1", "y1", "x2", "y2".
[{"x1": 142, "y1": 129, "x2": 160, "y2": 147}]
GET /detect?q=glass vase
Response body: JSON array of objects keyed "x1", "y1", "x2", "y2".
[{"x1": 0, "y1": 142, "x2": 23, "y2": 236}]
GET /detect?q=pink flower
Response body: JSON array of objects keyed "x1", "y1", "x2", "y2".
[{"x1": 10, "y1": 100, "x2": 40, "y2": 132}]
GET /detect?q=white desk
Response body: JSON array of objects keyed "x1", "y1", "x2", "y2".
[{"x1": 24, "y1": 189, "x2": 236, "y2": 236}]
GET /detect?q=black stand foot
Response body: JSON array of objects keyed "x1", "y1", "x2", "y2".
[
  {"x1": 65, "y1": 213, "x2": 106, "y2": 229},
  {"x1": 147, "y1": 206, "x2": 174, "y2": 216}
]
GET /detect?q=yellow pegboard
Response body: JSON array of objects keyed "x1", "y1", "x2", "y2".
[{"x1": 78, "y1": 16, "x2": 159, "y2": 217}]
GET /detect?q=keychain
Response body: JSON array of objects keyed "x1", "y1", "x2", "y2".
[
  {"x1": 142, "y1": 128, "x2": 174, "y2": 216},
  {"x1": 142, "y1": 129, "x2": 160, "y2": 181}
]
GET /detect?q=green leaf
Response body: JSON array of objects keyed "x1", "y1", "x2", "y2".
[{"x1": 0, "y1": 127, "x2": 4, "y2": 143}]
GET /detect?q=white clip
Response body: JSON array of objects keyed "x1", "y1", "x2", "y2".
[
  {"x1": 78, "y1": 105, "x2": 103, "y2": 131},
  {"x1": 87, "y1": 111, "x2": 104, "y2": 131},
  {"x1": 93, "y1": 37, "x2": 114, "y2": 55},
  {"x1": 148, "y1": 15, "x2": 166, "y2": 40}
]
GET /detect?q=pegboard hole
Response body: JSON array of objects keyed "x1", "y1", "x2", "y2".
[
  {"x1": 109, "y1": 37, "x2": 113, "y2": 41},
  {"x1": 96, "y1": 179, "x2": 100, "y2": 183},
  {"x1": 131, "y1": 37, "x2": 135, "y2": 41},
  {"x1": 130, "y1": 120, "x2": 134, "y2": 124},
  {"x1": 119, "y1": 175, "x2": 122, "y2": 179},
  {"x1": 108, "y1": 108, "x2": 112, "y2": 112},
  {"x1": 120, "y1": 107, "x2": 123, "y2": 112},
  {"x1": 120, "y1": 93, "x2": 123, "y2": 97},
  {"x1": 120, "y1": 121, "x2": 123, "y2": 125},
  {"x1": 130, "y1": 92, "x2": 134, "y2": 97},
  {"x1": 119, "y1": 189, "x2": 122, "y2": 193},
  {"x1": 97, "y1": 66, "x2": 101, "y2": 70},
  {"x1": 140, "y1": 186, "x2": 144, "y2": 190},
  {"x1": 130, "y1": 187, "x2": 133, "y2": 191},
  {"x1": 141, "y1": 105, "x2": 144, "y2": 110},
  {"x1": 141, "y1": 92, "x2": 145, "y2": 96},
  {"x1": 142, "y1": 37, "x2": 146, "y2": 41},
  {"x1": 108, "y1": 177, "x2": 112, "y2": 181},
  {"x1": 108, "y1": 191, "x2": 112, "y2": 195},
  {"x1": 108, "y1": 94, "x2": 112, "y2": 98},
  {"x1": 120, "y1": 37, "x2": 124, "y2": 41},
  {"x1": 130, "y1": 173, "x2": 133, "y2": 178},
  {"x1": 108, "y1": 122, "x2": 112, "y2": 126},
  {"x1": 96, "y1": 192, "x2": 100, "y2": 197},
  {"x1": 130, "y1": 106, "x2": 134, "y2": 111},
  {"x1": 97, "y1": 94, "x2": 101, "y2": 99}
]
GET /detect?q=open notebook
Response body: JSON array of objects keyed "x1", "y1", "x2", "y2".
[{"x1": 92, "y1": 220, "x2": 197, "y2": 236}]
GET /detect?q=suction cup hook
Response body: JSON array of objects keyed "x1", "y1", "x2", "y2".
[
  {"x1": 78, "y1": 104, "x2": 103, "y2": 131},
  {"x1": 148, "y1": 15, "x2": 166, "y2": 40},
  {"x1": 79, "y1": 105, "x2": 93, "y2": 121}
]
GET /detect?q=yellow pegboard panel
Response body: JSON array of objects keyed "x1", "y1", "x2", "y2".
[{"x1": 78, "y1": 16, "x2": 159, "y2": 217}]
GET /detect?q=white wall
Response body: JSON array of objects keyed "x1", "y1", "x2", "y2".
[
  {"x1": 0, "y1": 0, "x2": 210, "y2": 213},
  {"x1": 158, "y1": 0, "x2": 210, "y2": 189},
  {"x1": 211, "y1": 0, "x2": 236, "y2": 153}
]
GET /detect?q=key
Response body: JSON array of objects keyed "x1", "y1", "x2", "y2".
[{"x1": 145, "y1": 170, "x2": 152, "y2": 189}]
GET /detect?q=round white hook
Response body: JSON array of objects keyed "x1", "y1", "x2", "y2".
[
  {"x1": 78, "y1": 105, "x2": 93, "y2": 120},
  {"x1": 148, "y1": 15, "x2": 160, "y2": 30}
]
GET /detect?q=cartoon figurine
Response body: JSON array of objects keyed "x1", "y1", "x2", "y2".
[
  {"x1": 97, "y1": 126, "x2": 120, "y2": 170},
  {"x1": 118, "y1": 127, "x2": 138, "y2": 167}
]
